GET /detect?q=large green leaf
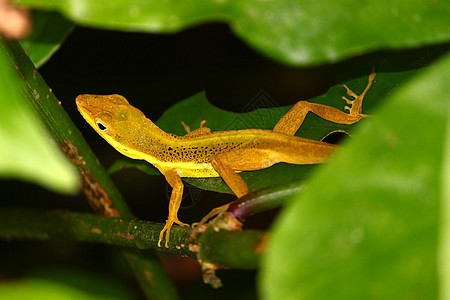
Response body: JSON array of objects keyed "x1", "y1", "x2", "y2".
[
  {"x1": 0, "y1": 40, "x2": 78, "y2": 194},
  {"x1": 15, "y1": 0, "x2": 450, "y2": 65},
  {"x1": 20, "y1": 10, "x2": 74, "y2": 68},
  {"x1": 441, "y1": 98, "x2": 450, "y2": 300},
  {"x1": 259, "y1": 53, "x2": 450, "y2": 299},
  {"x1": 109, "y1": 65, "x2": 421, "y2": 194},
  {"x1": 0, "y1": 278, "x2": 120, "y2": 300}
]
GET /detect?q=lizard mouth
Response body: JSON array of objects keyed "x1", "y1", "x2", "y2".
[
  {"x1": 75, "y1": 96, "x2": 96, "y2": 130},
  {"x1": 76, "y1": 104, "x2": 92, "y2": 121},
  {"x1": 75, "y1": 96, "x2": 93, "y2": 116}
]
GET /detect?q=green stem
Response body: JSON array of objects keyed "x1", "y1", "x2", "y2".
[{"x1": 228, "y1": 181, "x2": 304, "y2": 222}]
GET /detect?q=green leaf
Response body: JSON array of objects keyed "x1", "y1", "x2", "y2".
[
  {"x1": 27, "y1": 269, "x2": 138, "y2": 299},
  {"x1": 0, "y1": 40, "x2": 79, "y2": 194},
  {"x1": 109, "y1": 67, "x2": 419, "y2": 194},
  {"x1": 20, "y1": 11, "x2": 74, "y2": 68},
  {"x1": 0, "y1": 278, "x2": 120, "y2": 300},
  {"x1": 440, "y1": 97, "x2": 450, "y2": 299},
  {"x1": 259, "y1": 53, "x2": 450, "y2": 299},
  {"x1": 15, "y1": 0, "x2": 450, "y2": 65}
]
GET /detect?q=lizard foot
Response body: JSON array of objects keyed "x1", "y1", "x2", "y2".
[
  {"x1": 158, "y1": 218, "x2": 190, "y2": 248},
  {"x1": 190, "y1": 203, "x2": 233, "y2": 239},
  {"x1": 341, "y1": 69, "x2": 376, "y2": 117}
]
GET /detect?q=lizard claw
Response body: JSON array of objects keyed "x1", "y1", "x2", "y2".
[
  {"x1": 341, "y1": 96, "x2": 354, "y2": 105},
  {"x1": 175, "y1": 220, "x2": 190, "y2": 227}
]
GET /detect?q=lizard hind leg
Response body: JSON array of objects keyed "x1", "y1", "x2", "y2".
[
  {"x1": 190, "y1": 203, "x2": 232, "y2": 235},
  {"x1": 273, "y1": 70, "x2": 375, "y2": 136}
]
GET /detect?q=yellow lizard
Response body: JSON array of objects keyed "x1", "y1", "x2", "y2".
[{"x1": 76, "y1": 71, "x2": 375, "y2": 248}]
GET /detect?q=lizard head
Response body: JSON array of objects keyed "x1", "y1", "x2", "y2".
[{"x1": 76, "y1": 94, "x2": 149, "y2": 158}]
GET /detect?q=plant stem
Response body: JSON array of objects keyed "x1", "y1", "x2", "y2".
[{"x1": 0, "y1": 209, "x2": 265, "y2": 269}]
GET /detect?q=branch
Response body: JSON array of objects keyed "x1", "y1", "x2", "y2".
[{"x1": 0, "y1": 209, "x2": 265, "y2": 269}]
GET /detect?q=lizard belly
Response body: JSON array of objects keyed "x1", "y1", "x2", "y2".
[{"x1": 154, "y1": 161, "x2": 220, "y2": 178}]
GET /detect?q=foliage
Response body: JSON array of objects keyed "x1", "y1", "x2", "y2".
[
  {"x1": 1, "y1": 0, "x2": 449, "y2": 299},
  {"x1": 15, "y1": 0, "x2": 450, "y2": 65},
  {"x1": 260, "y1": 54, "x2": 450, "y2": 300},
  {"x1": 0, "y1": 40, "x2": 78, "y2": 193}
]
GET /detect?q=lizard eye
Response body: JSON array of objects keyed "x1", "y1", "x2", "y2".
[{"x1": 96, "y1": 121, "x2": 108, "y2": 132}]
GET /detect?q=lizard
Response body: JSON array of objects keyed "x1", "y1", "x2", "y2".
[{"x1": 76, "y1": 71, "x2": 375, "y2": 248}]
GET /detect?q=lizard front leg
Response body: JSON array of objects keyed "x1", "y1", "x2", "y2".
[
  {"x1": 182, "y1": 120, "x2": 211, "y2": 137},
  {"x1": 159, "y1": 169, "x2": 190, "y2": 248}
]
